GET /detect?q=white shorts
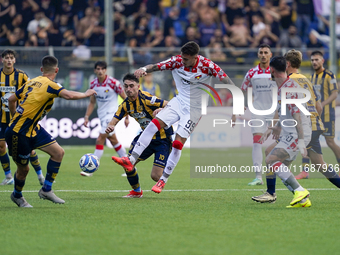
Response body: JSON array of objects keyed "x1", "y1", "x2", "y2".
[
  {"x1": 275, "y1": 132, "x2": 312, "y2": 161},
  {"x1": 249, "y1": 112, "x2": 276, "y2": 134},
  {"x1": 156, "y1": 97, "x2": 201, "y2": 139},
  {"x1": 99, "y1": 116, "x2": 115, "y2": 136}
]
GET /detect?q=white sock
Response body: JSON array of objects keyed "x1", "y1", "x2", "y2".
[
  {"x1": 273, "y1": 162, "x2": 304, "y2": 192},
  {"x1": 114, "y1": 143, "x2": 127, "y2": 158},
  {"x1": 129, "y1": 121, "x2": 159, "y2": 164},
  {"x1": 160, "y1": 147, "x2": 182, "y2": 183},
  {"x1": 94, "y1": 145, "x2": 104, "y2": 159},
  {"x1": 252, "y1": 143, "x2": 263, "y2": 179}
]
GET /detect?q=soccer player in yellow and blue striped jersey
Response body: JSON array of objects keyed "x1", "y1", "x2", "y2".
[
  {"x1": 285, "y1": 50, "x2": 340, "y2": 189},
  {"x1": 0, "y1": 49, "x2": 44, "y2": 186},
  {"x1": 6, "y1": 55, "x2": 97, "y2": 207},
  {"x1": 106, "y1": 73, "x2": 173, "y2": 198},
  {"x1": 310, "y1": 51, "x2": 340, "y2": 167}
]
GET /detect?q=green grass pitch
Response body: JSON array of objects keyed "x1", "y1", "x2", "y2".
[{"x1": 0, "y1": 146, "x2": 339, "y2": 255}]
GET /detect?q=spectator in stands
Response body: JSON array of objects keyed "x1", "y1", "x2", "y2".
[
  {"x1": 25, "y1": 33, "x2": 38, "y2": 46},
  {"x1": 72, "y1": 38, "x2": 91, "y2": 60},
  {"x1": 163, "y1": 6, "x2": 179, "y2": 38},
  {"x1": 295, "y1": 0, "x2": 314, "y2": 44},
  {"x1": 208, "y1": 28, "x2": 228, "y2": 48},
  {"x1": 251, "y1": 12, "x2": 279, "y2": 48},
  {"x1": 7, "y1": 14, "x2": 24, "y2": 31},
  {"x1": 18, "y1": 0, "x2": 38, "y2": 32},
  {"x1": 27, "y1": 9, "x2": 51, "y2": 36},
  {"x1": 158, "y1": 35, "x2": 177, "y2": 59},
  {"x1": 7, "y1": 27, "x2": 26, "y2": 46},
  {"x1": 198, "y1": 11, "x2": 218, "y2": 47},
  {"x1": 134, "y1": 16, "x2": 151, "y2": 47},
  {"x1": 146, "y1": 0, "x2": 162, "y2": 32},
  {"x1": 186, "y1": 12, "x2": 199, "y2": 30},
  {"x1": 277, "y1": 24, "x2": 302, "y2": 48},
  {"x1": 77, "y1": 7, "x2": 95, "y2": 39},
  {"x1": 148, "y1": 28, "x2": 165, "y2": 48},
  {"x1": 128, "y1": 37, "x2": 152, "y2": 65},
  {"x1": 114, "y1": 11, "x2": 127, "y2": 57},
  {"x1": 246, "y1": 0, "x2": 264, "y2": 29},
  {"x1": 40, "y1": 0, "x2": 56, "y2": 21},
  {"x1": 87, "y1": 24, "x2": 105, "y2": 46},
  {"x1": 62, "y1": 29, "x2": 77, "y2": 46},
  {"x1": 0, "y1": 0, "x2": 16, "y2": 28},
  {"x1": 209, "y1": 42, "x2": 227, "y2": 63},
  {"x1": 278, "y1": 0, "x2": 292, "y2": 31},
  {"x1": 251, "y1": 14, "x2": 266, "y2": 38},
  {"x1": 57, "y1": 14, "x2": 73, "y2": 35},
  {"x1": 306, "y1": 30, "x2": 326, "y2": 56},
  {"x1": 222, "y1": 0, "x2": 245, "y2": 31},
  {"x1": 181, "y1": 26, "x2": 201, "y2": 46},
  {"x1": 140, "y1": 73, "x2": 161, "y2": 98},
  {"x1": 47, "y1": 23, "x2": 63, "y2": 46},
  {"x1": 228, "y1": 16, "x2": 253, "y2": 48}
]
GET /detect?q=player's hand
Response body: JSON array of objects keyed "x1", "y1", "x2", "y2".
[
  {"x1": 124, "y1": 116, "x2": 129, "y2": 127},
  {"x1": 231, "y1": 114, "x2": 236, "y2": 127},
  {"x1": 134, "y1": 68, "x2": 147, "y2": 78},
  {"x1": 85, "y1": 89, "x2": 97, "y2": 97},
  {"x1": 105, "y1": 125, "x2": 115, "y2": 134},
  {"x1": 294, "y1": 139, "x2": 307, "y2": 157},
  {"x1": 259, "y1": 129, "x2": 272, "y2": 143},
  {"x1": 153, "y1": 108, "x2": 162, "y2": 117},
  {"x1": 83, "y1": 116, "x2": 89, "y2": 127},
  {"x1": 268, "y1": 125, "x2": 281, "y2": 140}
]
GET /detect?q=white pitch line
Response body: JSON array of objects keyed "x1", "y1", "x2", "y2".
[{"x1": 0, "y1": 188, "x2": 339, "y2": 193}]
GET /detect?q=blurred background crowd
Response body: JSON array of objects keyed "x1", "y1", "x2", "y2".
[{"x1": 0, "y1": 0, "x2": 337, "y2": 58}]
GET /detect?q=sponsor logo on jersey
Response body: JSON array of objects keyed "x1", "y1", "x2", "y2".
[{"x1": 0, "y1": 87, "x2": 16, "y2": 92}]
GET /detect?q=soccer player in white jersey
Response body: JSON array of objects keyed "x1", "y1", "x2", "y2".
[
  {"x1": 82, "y1": 61, "x2": 129, "y2": 177},
  {"x1": 252, "y1": 56, "x2": 312, "y2": 208},
  {"x1": 112, "y1": 41, "x2": 235, "y2": 193},
  {"x1": 235, "y1": 44, "x2": 277, "y2": 186}
]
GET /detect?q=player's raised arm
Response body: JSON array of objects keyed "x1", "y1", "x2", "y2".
[
  {"x1": 134, "y1": 64, "x2": 160, "y2": 78},
  {"x1": 59, "y1": 89, "x2": 96, "y2": 100}
]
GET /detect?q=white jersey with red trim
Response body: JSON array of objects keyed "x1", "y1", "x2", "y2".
[
  {"x1": 90, "y1": 75, "x2": 123, "y2": 120},
  {"x1": 157, "y1": 55, "x2": 227, "y2": 108},
  {"x1": 277, "y1": 78, "x2": 311, "y2": 136},
  {"x1": 241, "y1": 64, "x2": 276, "y2": 111}
]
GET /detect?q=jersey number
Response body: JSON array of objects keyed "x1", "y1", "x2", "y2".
[{"x1": 20, "y1": 87, "x2": 33, "y2": 105}]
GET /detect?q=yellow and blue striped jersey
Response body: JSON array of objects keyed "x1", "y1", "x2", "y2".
[
  {"x1": 311, "y1": 69, "x2": 338, "y2": 122},
  {"x1": 114, "y1": 90, "x2": 173, "y2": 139},
  {"x1": 0, "y1": 68, "x2": 29, "y2": 124},
  {"x1": 8, "y1": 76, "x2": 65, "y2": 137},
  {"x1": 289, "y1": 73, "x2": 324, "y2": 131}
]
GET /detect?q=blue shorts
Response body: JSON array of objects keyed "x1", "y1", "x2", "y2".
[
  {"x1": 5, "y1": 127, "x2": 56, "y2": 166},
  {"x1": 129, "y1": 135, "x2": 172, "y2": 169},
  {"x1": 306, "y1": 130, "x2": 323, "y2": 155},
  {"x1": 322, "y1": 120, "x2": 335, "y2": 137},
  {"x1": 0, "y1": 123, "x2": 9, "y2": 141}
]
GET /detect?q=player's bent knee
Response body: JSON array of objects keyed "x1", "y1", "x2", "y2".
[
  {"x1": 173, "y1": 140, "x2": 183, "y2": 150},
  {"x1": 151, "y1": 172, "x2": 161, "y2": 182}
]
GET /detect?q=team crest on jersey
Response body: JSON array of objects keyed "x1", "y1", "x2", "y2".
[
  {"x1": 104, "y1": 89, "x2": 109, "y2": 93},
  {"x1": 195, "y1": 75, "x2": 202, "y2": 80},
  {"x1": 138, "y1": 105, "x2": 143, "y2": 111},
  {"x1": 21, "y1": 159, "x2": 28, "y2": 165},
  {"x1": 11, "y1": 80, "x2": 17, "y2": 86}
]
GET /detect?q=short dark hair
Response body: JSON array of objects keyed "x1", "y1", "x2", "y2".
[
  {"x1": 123, "y1": 73, "x2": 139, "y2": 83},
  {"x1": 94, "y1": 61, "x2": 107, "y2": 69},
  {"x1": 181, "y1": 41, "x2": 200, "y2": 56},
  {"x1": 311, "y1": 50, "x2": 323, "y2": 57},
  {"x1": 284, "y1": 49, "x2": 302, "y2": 69},
  {"x1": 41, "y1": 55, "x2": 58, "y2": 72},
  {"x1": 258, "y1": 44, "x2": 271, "y2": 50},
  {"x1": 270, "y1": 56, "x2": 286, "y2": 73},
  {"x1": 1, "y1": 49, "x2": 16, "y2": 58}
]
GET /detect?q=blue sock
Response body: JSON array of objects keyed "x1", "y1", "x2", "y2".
[
  {"x1": 0, "y1": 151, "x2": 11, "y2": 176},
  {"x1": 30, "y1": 151, "x2": 42, "y2": 176},
  {"x1": 321, "y1": 165, "x2": 340, "y2": 189},
  {"x1": 266, "y1": 171, "x2": 276, "y2": 195},
  {"x1": 42, "y1": 159, "x2": 60, "y2": 192},
  {"x1": 13, "y1": 173, "x2": 25, "y2": 198},
  {"x1": 302, "y1": 158, "x2": 310, "y2": 172},
  {"x1": 126, "y1": 168, "x2": 141, "y2": 192}
]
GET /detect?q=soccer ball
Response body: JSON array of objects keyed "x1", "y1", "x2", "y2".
[{"x1": 79, "y1": 154, "x2": 100, "y2": 173}]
